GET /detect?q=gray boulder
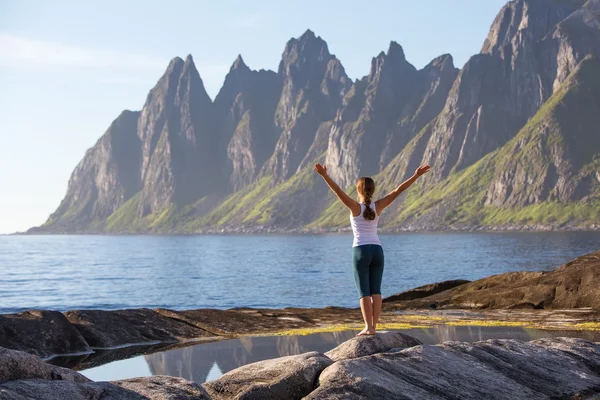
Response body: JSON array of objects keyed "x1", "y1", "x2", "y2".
[
  {"x1": 308, "y1": 337, "x2": 600, "y2": 399},
  {"x1": 0, "y1": 377, "x2": 210, "y2": 400},
  {"x1": 0, "y1": 344, "x2": 210, "y2": 399},
  {"x1": 0, "y1": 311, "x2": 91, "y2": 359},
  {"x1": 203, "y1": 351, "x2": 332, "y2": 400},
  {"x1": 0, "y1": 380, "x2": 136, "y2": 400},
  {"x1": 64, "y1": 308, "x2": 213, "y2": 348},
  {"x1": 325, "y1": 331, "x2": 422, "y2": 361},
  {"x1": 114, "y1": 376, "x2": 212, "y2": 399},
  {"x1": 0, "y1": 346, "x2": 89, "y2": 384}
]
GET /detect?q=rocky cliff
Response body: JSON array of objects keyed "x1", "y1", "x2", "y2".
[{"x1": 32, "y1": 0, "x2": 600, "y2": 234}]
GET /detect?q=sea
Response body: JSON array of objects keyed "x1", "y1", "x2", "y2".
[{"x1": 1, "y1": 232, "x2": 599, "y2": 314}]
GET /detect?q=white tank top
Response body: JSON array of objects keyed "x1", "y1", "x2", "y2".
[{"x1": 350, "y1": 202, "x2": 381, "y2": 247}]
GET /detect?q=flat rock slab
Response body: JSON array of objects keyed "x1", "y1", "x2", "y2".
[
  {"x1": 387, "y1": 250, "x2": 600, "y2": 310},
  {"x1": 203, "y1": 351, "x2": 333, "y2": 400},
  {"x1": 64, "y1": 308, "x2": 214, "y2": 348},
  {"x1": 0, "y1": 346, "x2": 89, "y2": 384},
  {"x1": 0, "y1": 311, "x2": 91, "y2": 359},
  {"x1": 157, "y1": 308, "x2": 315, "y2": 336},
  {"x1": 0, "y1": 380, "x2": 137, "y2": 400},
  {"x1": 308, "y1": 337, "x2": 600, "y2": 399},
  {"x1": 114, "y1": 376, "x2": 212, "y2": 399},
  {"x1": 325, "y1": 331, "x2": 422, "y2": 361},
  {"x1": 0, "y1": 376, "x2": 210, "y2": 400},
  {"x1": 384, "y1": 279, "x2": 471, "y2": 302},
  {"x1": 281, "y1": 306, "x2": 363, "y2": 325}
]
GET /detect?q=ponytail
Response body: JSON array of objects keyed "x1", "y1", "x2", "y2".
[
  {"x1": 357, "y1": 176, "x2": 376, "y2": 220},
  {"x1": 363, "y1": 194, "x2": 376, "y2": 221}
]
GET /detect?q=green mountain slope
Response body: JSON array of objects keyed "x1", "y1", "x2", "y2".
[{"x1": 310, "y1": 56, "x2": 600, "y2": 231}]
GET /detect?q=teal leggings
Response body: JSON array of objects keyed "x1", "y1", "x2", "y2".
[{"x1": 352, "y1": 244, "x2": 384, "y2": 298}]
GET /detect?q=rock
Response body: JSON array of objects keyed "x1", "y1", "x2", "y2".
[
  {"x1": 64, "y1": 308, "x2": 213, "y2": 348},
  {"x1": 156, "y1": 308, "x2": 314, "y2": 336},
  {"x1": 0, "y1": 346, "x2": 207, "y2": 400},
  {"x1": 325, "y1": 43, "x2": 458, "y2": 189},
  {"x1": 0, "y1": 346, "x2": 89, "y2": 383},
  {"x1": 31, "y1": 1, "x2": 600, "y2": 234},
  {"x1": 0, "y1": 311, "x2": 91, "y2": 359},
  {"x1": 325, "y1": 331, "x2": 422, "y2": 361},
  {"x1": 383, "y1": 279, "x2": 470, "y2": 302},
  {"x1": 388, "y1": 249, "x2": 600, "y2": 310},
  {"x1": 203, "y1": 351, "x2": 332, "y2": 400},
  {"x1": 0, "y1": 376, "x2": 209, "y2": 400},
  {"x1": 0, "y1": 380, "x2": 136, "y2": 400},
  {"x1": 308, "y1": 337, "x2": 600, "y2": 399},
  {"x1": 482, "y1": 55, "x2": 600, "y2": 208},
  {"x1": 27, "y1": 110, "x2": 141, "y2": 234},
  {"x1": 263, "y1": 29, "x2": 351, "y2": 183},
  {"x1": 114, "y1": 376, "x2": 212, "y2": 399},
  {"x1": 214, "y1": 55, "x2": 280, "y2": 192}
]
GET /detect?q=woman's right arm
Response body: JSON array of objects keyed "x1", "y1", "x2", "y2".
[
  {"x1": 375, "y1": 165, "x2": 430, "y2": 213},
  {"x1": 314, "y1": 164, "x2": 361, "y2": 216}
]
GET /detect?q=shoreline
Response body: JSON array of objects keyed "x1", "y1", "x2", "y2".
[
  {"x1": 3, "y1": 304, "x2": 600, "y2": 362},
  {"x1": 15, "y1": 224, "x2": 600, "y2": 235},
  {"x1": 1, "y1": 248, "x2": 599, "y2": 368}
]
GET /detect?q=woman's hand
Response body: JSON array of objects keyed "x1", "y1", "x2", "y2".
[
  {"x1": 415, "y1": 165, "x2": 431, "y2": 177},
  {"x1": 314, "y1": 164, "x2": 328, "y2": 177}
]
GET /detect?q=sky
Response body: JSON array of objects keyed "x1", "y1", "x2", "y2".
[{"x1": 0, "y1": 0, "x2": 508, "y2": 234}]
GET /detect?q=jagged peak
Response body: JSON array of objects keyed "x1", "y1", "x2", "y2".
[
  {"x1": 166, "y1": 56, "x2": 185, "y2": 70},
  {"x1": 387, "y1": 41, "x2": 406, "y2": 61},
  {"x1": 300, "y1": 28, "x2": 316, "y2": 40},
  {"x1": 284, "y1": 29, "x2": 329, "y2": 54},
  {"x1": 180, "y1": 54, "x2": 204, "y2": 85},
  {"x1": 230, "y1": 54, "x2": 250, "y2": 72},
  {"x1": 424, "y1": 54, "x2": 455, "y2": 70},
  {"x1": 481, "y1": 0, "x2": 585, "y2": 55},
  {"x1": 182, "y1": 54, "x2": 198, "y2": 73}
]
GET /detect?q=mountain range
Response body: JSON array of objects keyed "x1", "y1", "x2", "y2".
[{"x1": 31, "y1": 0, "x2": 600, "y2": 234}]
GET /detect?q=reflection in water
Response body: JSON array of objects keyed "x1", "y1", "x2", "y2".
[
  {"x1": 145, "y1": 331, "x2": 356, "y2": 384},
  {"x1": 82, "y1": 327, "x2": 600, "y2": 384}
]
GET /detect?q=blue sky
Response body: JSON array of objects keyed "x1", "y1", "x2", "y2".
[{"x1": 0, "y1": 0, "x2": 508, "y2": 234}]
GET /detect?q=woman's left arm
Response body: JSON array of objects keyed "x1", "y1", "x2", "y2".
[{"x1": 314, "y1": 164, "x2": 360, "y2": 215}]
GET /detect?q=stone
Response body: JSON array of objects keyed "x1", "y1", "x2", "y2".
[
  {"x1": 0, "y1": 346, "x2": 209, "y2": 399},
  {"x1": 0, "y1": 380, "x2": 136, "y2": 400},
  {"x1": 387, "y1": 249, "x2": 600, "y2": 310},
  {"x1": 156, "y1": 308, "x2": 314, "y2": 336},
  {"x1": 114, "y1": 376, "x2": 212, "y2": 399},
  {"x1": 325, "y1": 331, "x2": 422, "y2": 361},
  {"x1": 0, "y1": 346, "x2": 89, "y2": 384},
  {"x1": 0, "y1": 311, "x2": 91, "y2": 359},
  {"x1": 29, "y1": 1, "x2": 600, "y2": 234},
  {"x1": 0, "y1": 376, "x2": 210, "y2": 400},
  {"x1": 383, "y1": 279, "x2": 470, "y2": 302},
  {"x1": 203, "y1": 351, "x2": 332, "y2": 400},
  {"x1": 64, "y1": 308, "x2": 213, "y2": 349},
  {"x1": 308, "y1": 337, "x2": 600, "y2": 399}
]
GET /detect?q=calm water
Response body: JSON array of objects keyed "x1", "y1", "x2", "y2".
[
  {"x1": 1, "y1": 233, "x2": 599, "y2": 313},
  {"x1": 78, "y1": 327, "x2": 600, "y2": 383}
]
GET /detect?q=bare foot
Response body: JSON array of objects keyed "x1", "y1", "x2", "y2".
[
  {"x1": 357, "y1": 327, "x2": 369, "y2": 336},
  {"x1": 357, "y1": 327, "x2": 376, "y2": 336}
]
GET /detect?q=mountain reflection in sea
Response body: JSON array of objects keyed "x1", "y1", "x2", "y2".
[
  {"x1": 145, "y1": 331, "x2": 356, "y2": 383},
  {"x1": 81, "y1": 326, "x2": 600, "y2": 383}
]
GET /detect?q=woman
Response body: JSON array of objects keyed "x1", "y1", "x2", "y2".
[{"x1": 314, "y1": 163, "x2": 430, "y2": 336}]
